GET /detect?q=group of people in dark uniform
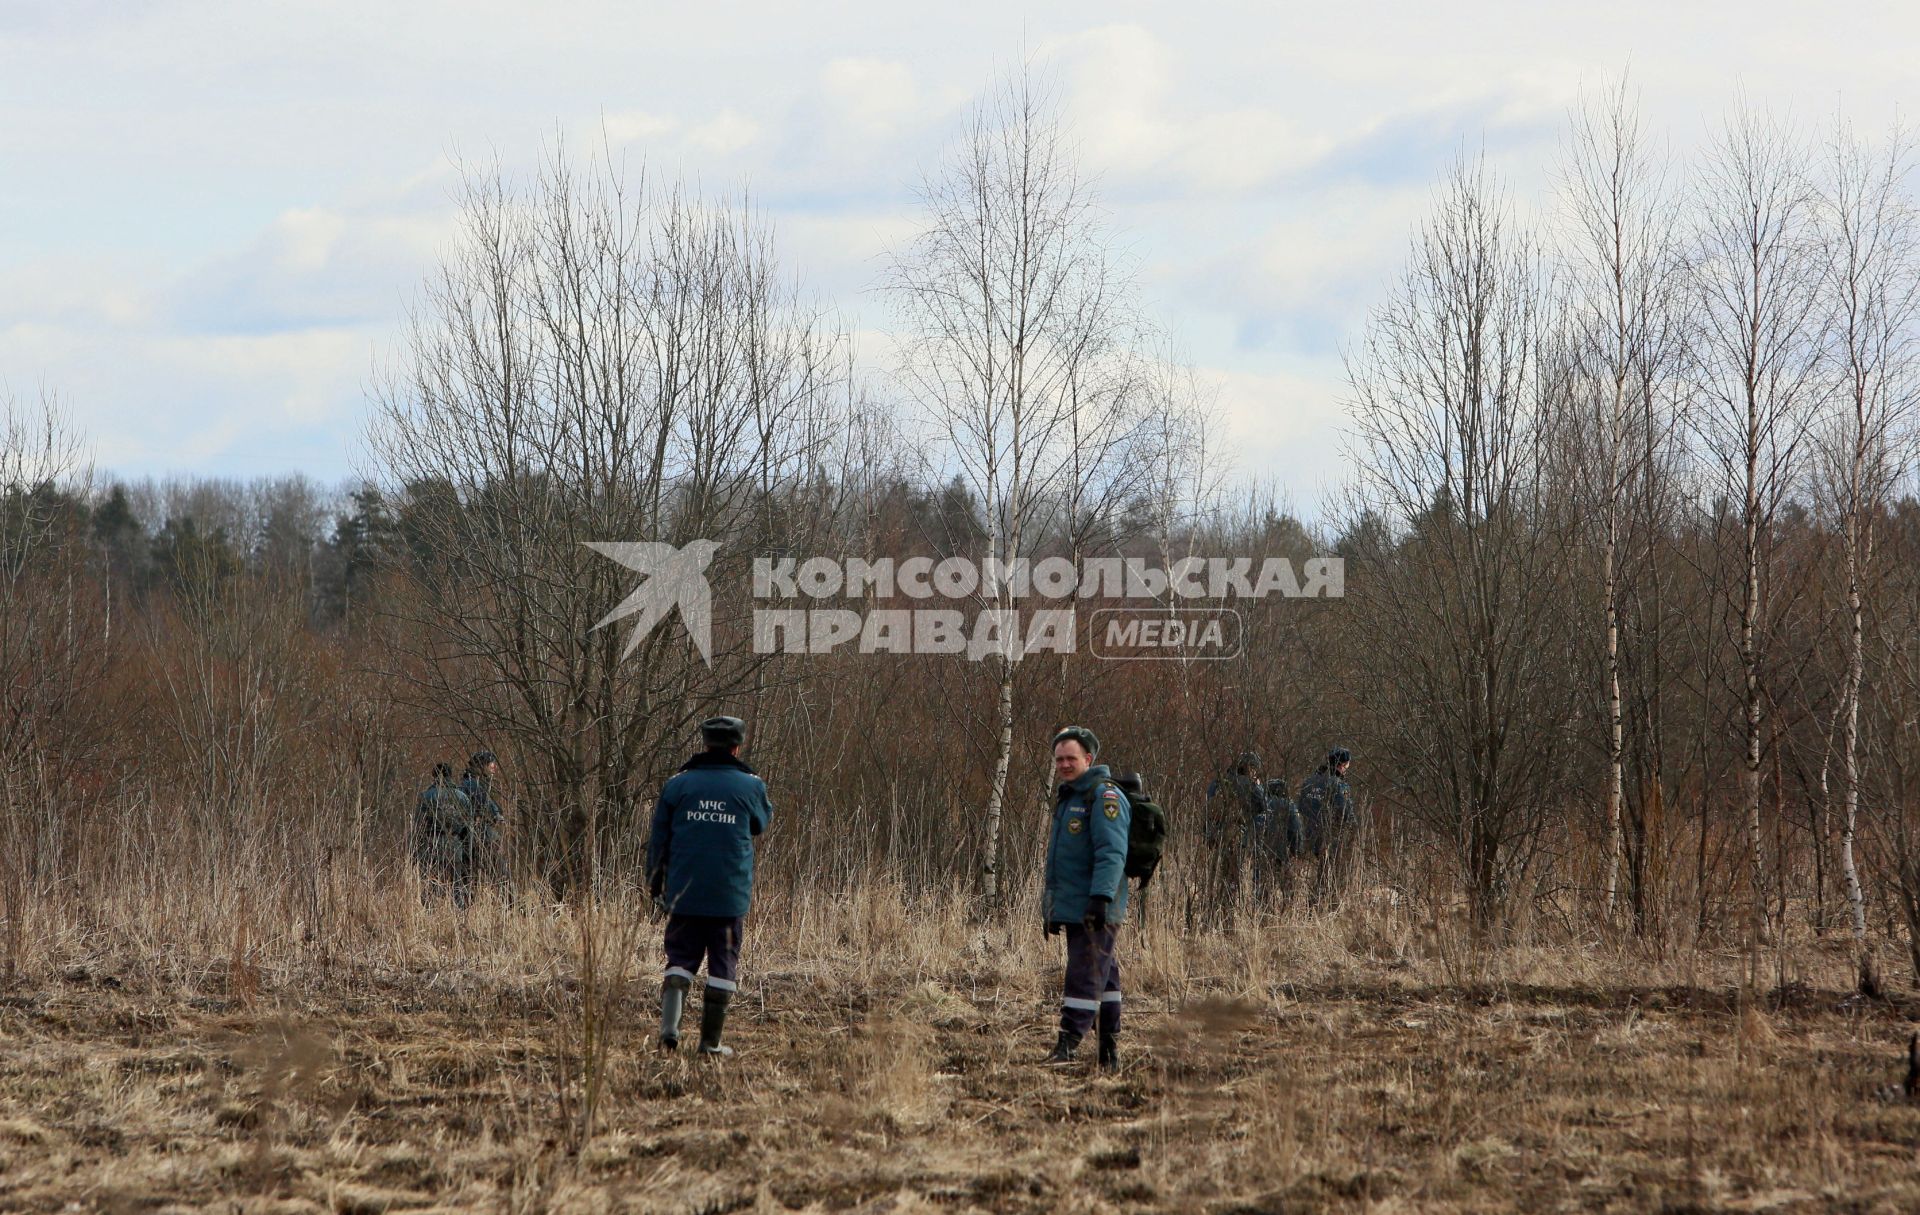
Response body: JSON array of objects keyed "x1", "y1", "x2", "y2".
[
  {"x1": 1205, "y1": 747, "x2": 1355, "y2": 896},
  {"x1": 410, "y1": 718, "x2": 1349, "y2": 1073},
  {"x1": 410, "y1": 751, "x2": 505, "y2": 908}
]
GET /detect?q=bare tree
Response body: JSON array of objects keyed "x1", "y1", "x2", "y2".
[
  {"x1": 0, "y1": 389, "x2": 106, "y2": 981},
  {"x1": 886, "y1": 69, "x2": 1141, "y2": 909},
  {"x1": 1687, "y1": 104, "x2": 1829, "y2": 958},
  {"x1": 1556, "y1": 75, "x2": 1686, "y2": 923},
  {"x1": 1133, "y1": 348, "x2": 1230, "y2": 570},
  {"x1": 1814, "y1": 116, "x2": 1920, "y2": 992},
  {"x1": 143, "y1": 542, "x2": 328, "y2": 829},
  {"x1": 0, "y1": 389, "x2": 95, "y2": 839},
  {"x1": 1345, "y1": 154, "x2": 1582, "y2": 930},
  {"x1": 1875, "y1": 515, "x2": 1920, "y2": 981},
  {"x1": 369, "y1": 147, "x2": 849, "y2": 893}
]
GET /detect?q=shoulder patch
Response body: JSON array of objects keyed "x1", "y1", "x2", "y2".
[{"x1": 1102, "y1": 787, "x2": 1121, "y2": 820}]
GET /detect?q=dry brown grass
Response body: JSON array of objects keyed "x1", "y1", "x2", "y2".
[{"x1": 2, "y1": 875, "x2": 1919, "y2": 1213}]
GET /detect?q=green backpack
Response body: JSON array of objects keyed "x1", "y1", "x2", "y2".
[{"x1": 1110, "y1": 773, "x2": 1168, "y2": 889}]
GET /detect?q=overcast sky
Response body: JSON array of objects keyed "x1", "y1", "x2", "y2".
[{"x1": 3, "y1": 1, "x2": 1916, "y2": 517}]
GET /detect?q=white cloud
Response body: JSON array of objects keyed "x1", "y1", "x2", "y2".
[
  {"x1": 270, "y1": 207, "x2": 348, "y2": 273},
  {"x1": 0, "y1": 260, "x2": 156, "y2": 328},
  {"x1": 778, "y1": 211, "x2": 920, "y2": 301},
  {"x1": 1154, "y1": 182, "x2": 1432, "y2": 350},
  {"x1": 5, "y1": 0, "x2": 1919, "y2": 501},
  {"x1": 167, "y1": 202, "x2": 452, "y2": 336},
  {"x1": 601, "y1": 110, "x2": 678, "y2": 146},
  {"x1": 1040, "y1": 23, "x2": 1560, "y2": 202},
  {"x1": 1205, "y1": 361, "x2": 1354, "y2": 519},
  {"x1": 1172, "y1": 109, "x2": 1337, "y2": 191},
  {"x1": 1051, "y1": 24, "x2": 1179, "y2": 178},
  {"x1": 0, "y1": 317, "x2": 373, "y2": 477},
  {"x1": 150, "y1": 328, "x2": 369, "y2": 427},
  {"x1": 822, "y1": 58, "x2": 917, "y2": 137},
  {"x1": 687, "y1": 109, "x2": 760, "y2": 156}
]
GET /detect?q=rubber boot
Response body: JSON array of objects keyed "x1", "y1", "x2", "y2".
[
  {"x1": 659, "y1": 975, "x2": 690, "y2": 1051},
  {"x1": 698, "y1": 987, "x2": 734, "y2": 1057},
  {"x1": 1045, "y1": 1030, "x2": 1082, "y2": 1064},
  {"x1": 1098, "y1": 1001, "x2": 1121, "y2": 1073}
]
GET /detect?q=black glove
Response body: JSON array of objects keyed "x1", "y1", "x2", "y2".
[
  {"x1": 1083, "y1": 896, "x2": 1110, "y2": 934},
  {"x1": 1044, "y1": 920, "x2": 1061, "y2": 938}
]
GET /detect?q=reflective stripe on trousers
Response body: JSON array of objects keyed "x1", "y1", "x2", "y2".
[{"x1": 1059, "y1": 921, "x2": 1121, "y2": 1037}]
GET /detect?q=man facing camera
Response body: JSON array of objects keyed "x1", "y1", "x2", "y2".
[{"x1": 1042, "y1": 724, "x2": 1130, "y2": 1073}]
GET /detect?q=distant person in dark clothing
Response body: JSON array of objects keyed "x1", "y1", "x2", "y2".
[
  {"x1": 1205, "y1": 753, "x2": 1268, "y2": 845},
  {"x1": 1264, "y1": 777, "x2": 1303, "y2": 861},
  {"x1": 413, "y1": 762, "x2": 474, "y2": 907},
  {"x1": 458, "y1": 750, "x2": 505, "y2": 888},
  {"x1": 1204, "y1": 752, "x2": 1268, "y2": 898},
  {"x1": 1297, "y1": 748, "x2": 1353, "y2": 857},
  {"x1": 1297, "y1": 747, "x2": 1356, "y2": 900}
]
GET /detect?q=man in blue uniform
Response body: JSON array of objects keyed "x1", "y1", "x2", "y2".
[
  {"x1": 413, "y1": 762, "x2": 473, "y2": 906},
  {"x1": 1264, "y1": 778, "x2": 1303, "y2": 861},
  {"x1": 1298, "y1": 747, "x2": 1355, "y2": 903},
  {"x1": 457, "y1": 750, "x2": 505, "y2": 889},
  {"x1": 1043, "y1": 724, "x2": 1131, "y2": 1073},
  {"x1": 1297, "y1": 747, "x2": 1354, "y2": 859},
  {"x1": 647, "y1": 715, "x2": 773, "y2": 1057}
]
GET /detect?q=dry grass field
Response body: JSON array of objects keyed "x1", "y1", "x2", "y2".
[{"x1": 3, "y1": 879, "x2": 1919, "y2": 1214}]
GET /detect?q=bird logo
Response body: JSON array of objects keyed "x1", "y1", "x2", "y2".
[{"x1": 585, "y1": 540, "x2": 718, "y2": 665}]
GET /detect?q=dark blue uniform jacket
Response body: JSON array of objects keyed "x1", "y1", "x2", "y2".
[
  {"x1": 1044, "y1": 764, "x2": 1131, "y2": 926},
  {"x1": 647, "y1": 752, "x2": 774, "y2": 918}
]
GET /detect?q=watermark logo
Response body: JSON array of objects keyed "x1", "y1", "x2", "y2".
[
  {"x1": 1089, "y1": 608, "x2": 1244, "y2": 661},
  {"x1": 587, "y1": 547, "x2": 1339, "y2": 663},
  {"x1": 585, "y1": 540, "x2": 717, "y2": 664}
]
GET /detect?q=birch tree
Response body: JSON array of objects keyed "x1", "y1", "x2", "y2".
[
  {"x1": 0, "y1": 392, "x2": 97, "y2": 885},
  {"x1": 1815, "y1": 117, "x2": 1919, "y2": 993},
  {"x1": 1556, "y1": 76, "x2": 1685, "y2": 924},
  {"x1": 887, "y1": 70, "x2": 1139, "y2": 909},
  {"x1": 1689, "y1": 105, "x2": 1828, "y2": 957}
]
